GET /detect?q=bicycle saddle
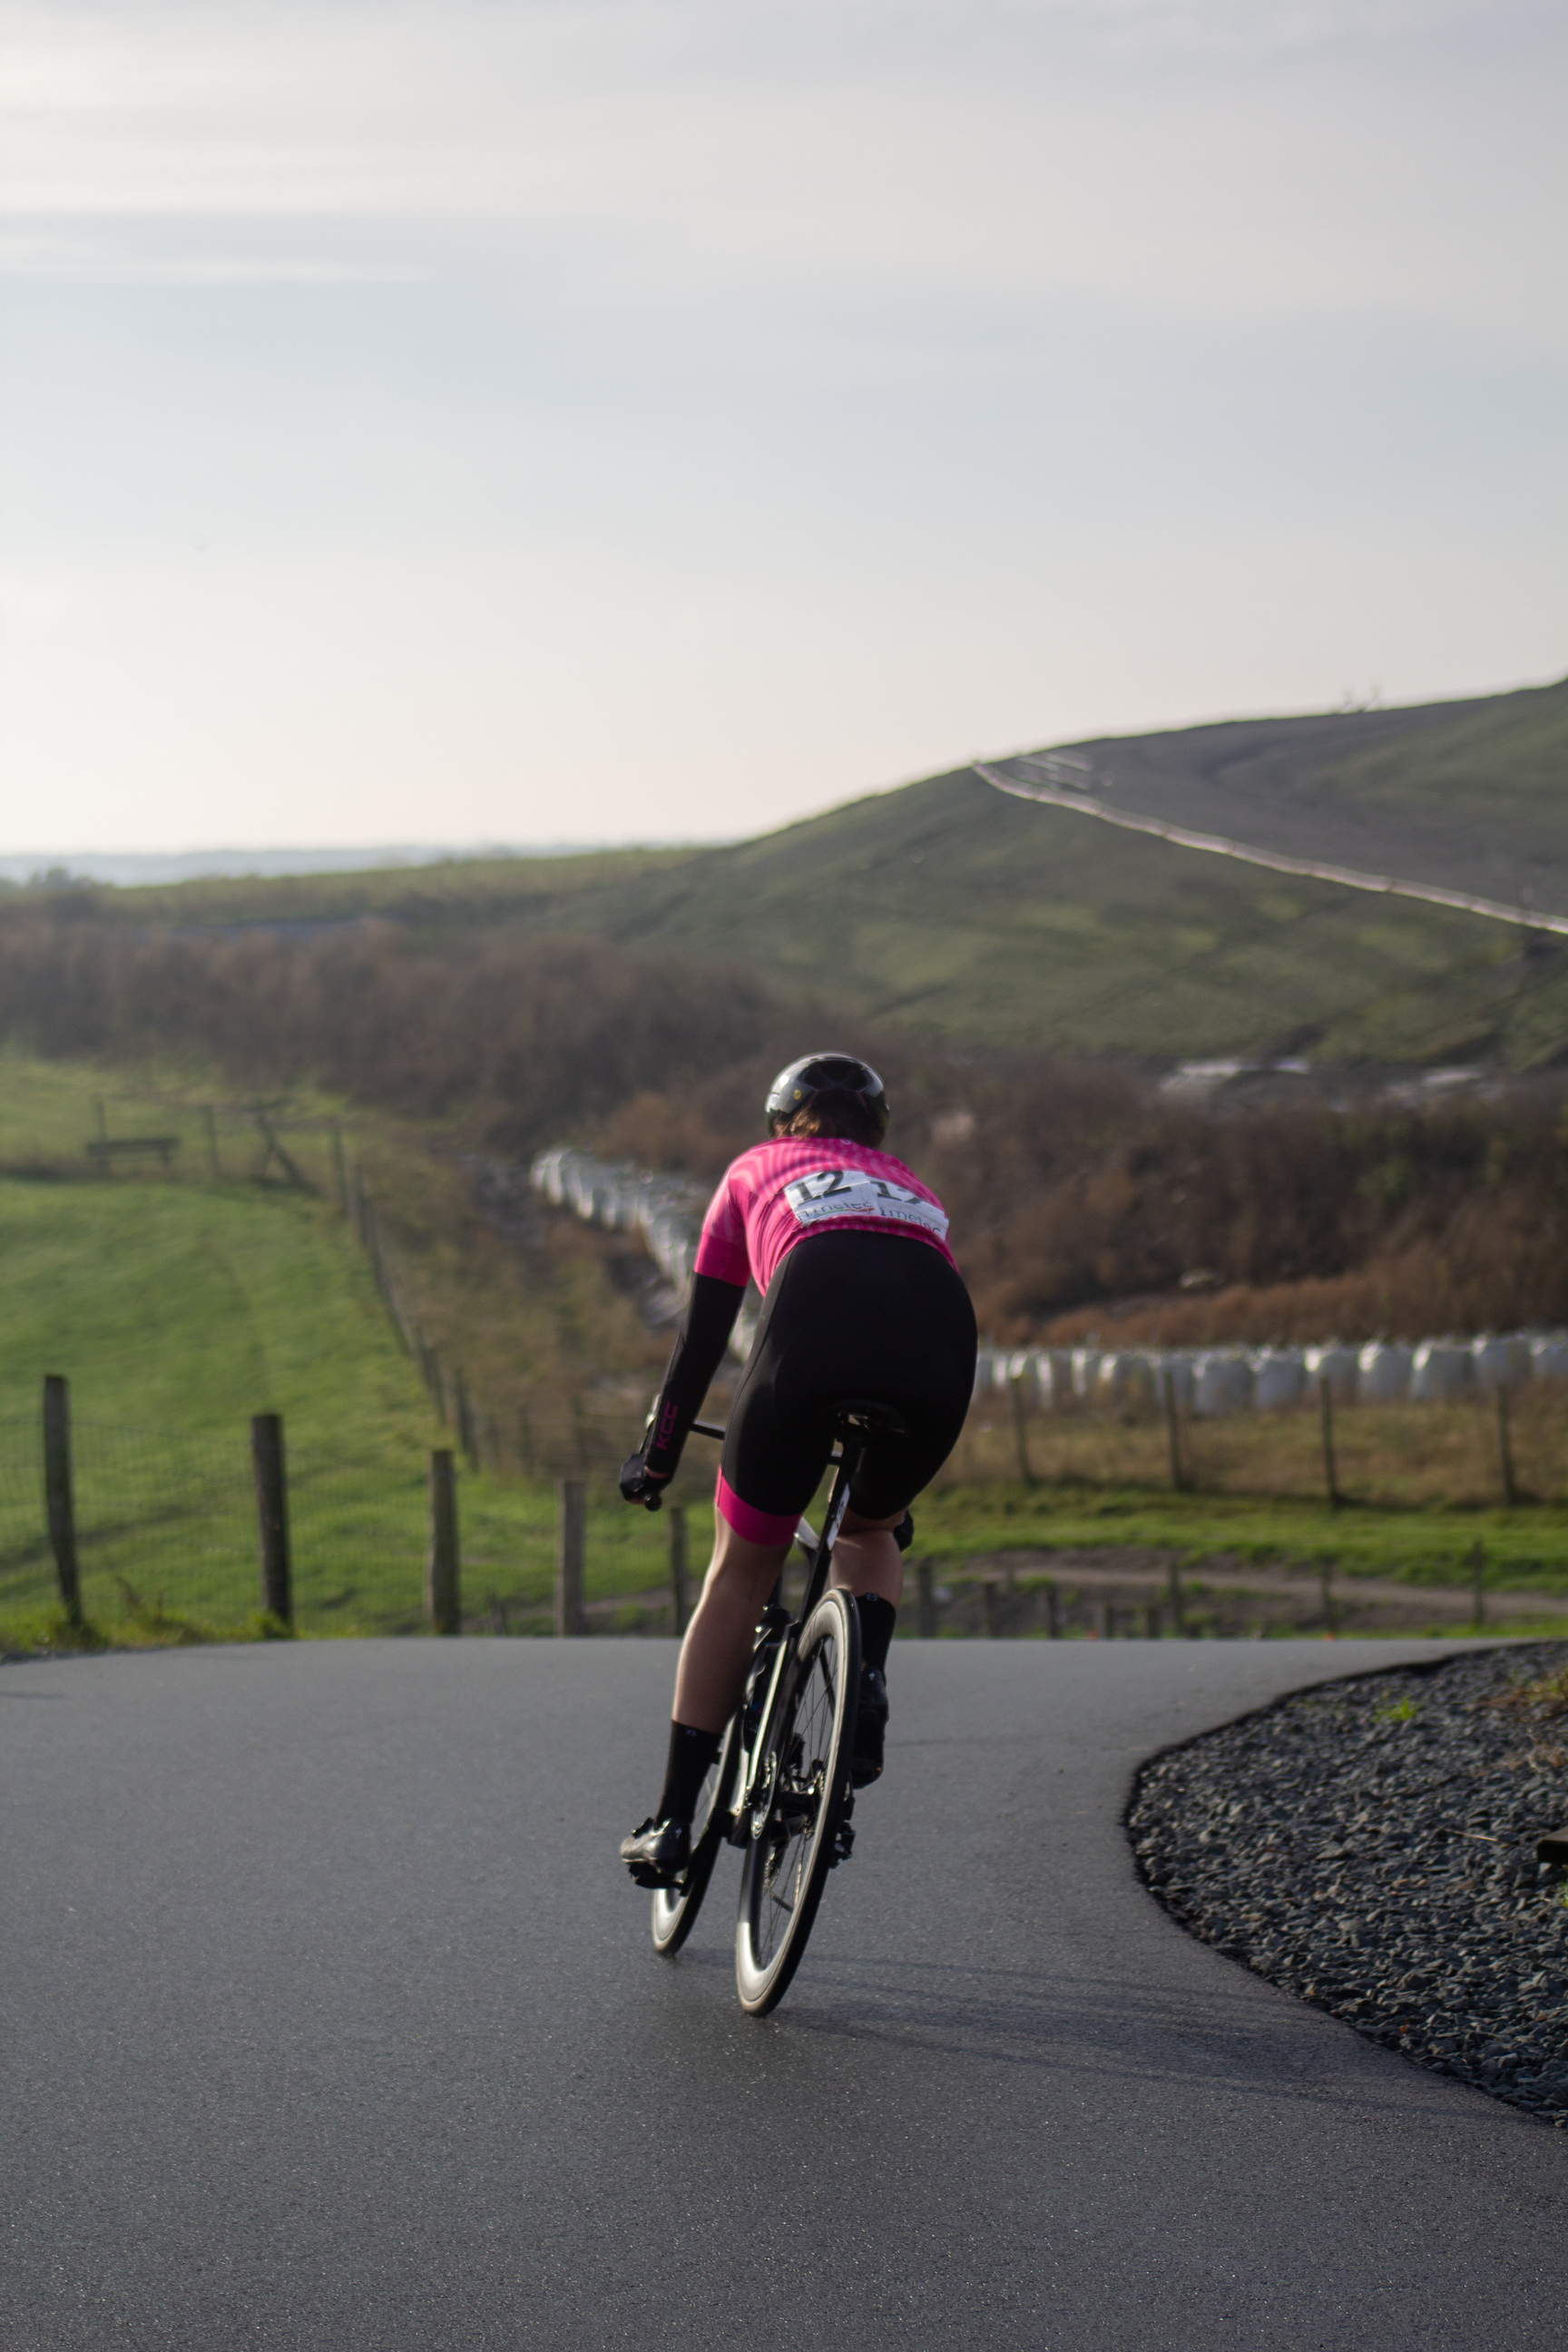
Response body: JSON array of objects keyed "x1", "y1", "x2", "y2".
[{"x1": 828, "y1": 1398, "x2": 910, "y2": 1438}]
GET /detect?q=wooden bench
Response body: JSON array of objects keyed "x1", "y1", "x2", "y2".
[{"x1": 85, "y1": 1136, "x2": 181, "y2": 1171}]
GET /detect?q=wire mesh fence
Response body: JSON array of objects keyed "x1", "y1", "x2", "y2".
[
  {"x1": 0, "y1": 1416, "x2": 446, "y2": 1633},
  {"x1": 0, "y1": 1405, "x2": 690, "y2": 1642},
  {"x1": 947, "y1": 1378, "x2": 1568, "y2": 1512}
]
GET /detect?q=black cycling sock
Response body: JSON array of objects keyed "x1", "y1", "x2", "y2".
[
  {"x1": 857, "y1": 1593, "x2": 897, "y2": 1676},
  {"x1": 657, "y1": 1722, "x2": 721, "y2": 1826}
]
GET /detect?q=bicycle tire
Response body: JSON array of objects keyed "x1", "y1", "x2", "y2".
[
  {"x1": 651, "y1": 1718, "x2": 740, "y2": 1957},
  {"x1": 734, "y1": 1588, "x2": 860, "y2": 2016}
]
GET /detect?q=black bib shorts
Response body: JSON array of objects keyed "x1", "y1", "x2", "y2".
[{"x1": 720, "y1": 1230, "x2": 977, "y2": 1538}]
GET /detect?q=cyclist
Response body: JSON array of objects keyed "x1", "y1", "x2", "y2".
[{"x1": 618, "y1": 1052, "x2": 976, "y2": 1887}]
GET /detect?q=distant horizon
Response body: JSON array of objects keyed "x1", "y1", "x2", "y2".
[
  {"x1": 5, "y1": 673, "x2": 1560, "y2": 876},
  {"x1": 0, "y1": 841, "x2": 724, "y2": 887}
]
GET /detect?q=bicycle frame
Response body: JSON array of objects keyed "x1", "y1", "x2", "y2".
[{"x1": 689, "y1": 1412, "x2": 873, "y2": 1836}]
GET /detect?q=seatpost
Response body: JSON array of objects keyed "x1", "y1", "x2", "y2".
[{"x1": 800, "y1": 1426, "x2": 869, "y2": 1620}]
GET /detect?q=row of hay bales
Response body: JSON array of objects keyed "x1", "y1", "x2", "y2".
[
  {"x1": 975, "y1": 1332, "x2": 1568, "y2": 1416},
  {"x1": 530, "y1": 1147, "x2": 710, "y2": 1294},
  {"x1": 530, "y1": 1150, "x2": 1568, "y2": 1417},
  {"x1": 530, "y1": 1145, "x2": 762, "y2": 1359}
]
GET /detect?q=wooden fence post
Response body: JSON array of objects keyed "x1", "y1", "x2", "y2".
[
  {"x1": 982, "y1": 1579, "x2": 1001, "y2": 1640},
  {"x1": 1143, "y1": 1602, "x2": 1163, "y2": 1641},
  {"x1": 1318, "y1": 1376, "x2": 1340, "y2": 1511},
  {"x1": 250, "y1": 1413, "x2": 292, "y2": 1627},
  {"x1": 667, "y1": 1504, "x2": 689, "y2": 1634},
  {"x1": 1495, "y1": 1387, "x2": 1517, "y2": 1510},
  {"x1": 1470, "y1": 1539, "x2": 1486, "y2": 1629},
  {"x1": 555, "y1": 1479, "x2": 586, "y2": 1637},
  {"x1": 42, "y1": 1375, "x2": 83, "y2": 1628},
  {"x1": 916, "y1": 1556, "x2": 938, "y2": 1639},
  {"x1": 1319, "y1": 1555, "x2": 1338, "y2": 1638},
  {"x1": 426, "y1": 1450, "x2": 460, "y2": 1635},
  {"x1": 1161, "y1": 1367, "x2": 1186, "y2": 1492},
  {"x1": 1099, "y1": 1600, "x2": 1116, "y2": 1641},
  {"x1": 1044, "y1": 1577, "x2": 1063, "y2": 1639},
  {"x1": 1167, "y1": 1559, "x2": 1185, "y2": 1637}
]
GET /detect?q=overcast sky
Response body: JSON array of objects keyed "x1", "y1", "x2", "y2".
[{"x1": 0, "y1": 0, "x2": 1563, "y2": 854}]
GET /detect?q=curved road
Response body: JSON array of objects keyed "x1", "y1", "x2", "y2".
[{"x1": 4, "y1": 1638, "x2": 1564, "y2": 2348}]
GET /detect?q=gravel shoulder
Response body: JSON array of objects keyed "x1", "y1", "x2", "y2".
[{"x1": 1128, "y1": 1640, "x2": 1568, "y2": 2125}]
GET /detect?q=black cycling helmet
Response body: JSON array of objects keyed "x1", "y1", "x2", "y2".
[{"x1": 765, "y1": 1052, "x2": 889, "y2": 1139}]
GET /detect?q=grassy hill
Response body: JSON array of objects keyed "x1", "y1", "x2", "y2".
[
  {"x1": 1307, "y1": 677, "x2": 1568, "y2": 866},
  {"x1": 1033, "y1": 677, "x2": 1568, "y2": 916},
  {"x1": 517, "y1": 764, "x2": 1568, "y2": 1064},
  {"x1": 18, "y1": 681, "x2": 1562, "y2": 1069}
]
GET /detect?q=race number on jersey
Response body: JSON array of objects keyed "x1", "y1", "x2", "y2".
[{"x1": 782, "y1": 1167, "x2": 950, "y2": 1240}]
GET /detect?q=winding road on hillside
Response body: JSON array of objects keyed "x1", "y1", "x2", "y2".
[
  {"x1": 980, "y1": 692, "x2": 1568, "y2": 927},
  {"x1": 5, "y1": 1639, "x2": 1565, "y2": 2348},
  {"x1": 977, "y1": 751, "x2": 1568, "y2": 937}
]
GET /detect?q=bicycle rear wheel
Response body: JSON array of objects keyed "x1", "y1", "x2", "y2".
[
  {"x1": 651, "y1": 1718, "x2": 740, "y2": 1957},
  {"x1": 734, "y1": 1588, "x2": 860, "y2": 2016}
]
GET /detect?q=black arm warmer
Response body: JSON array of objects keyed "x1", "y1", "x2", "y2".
[{"x1": 642, "y1": 1274, "x2": 747, "y2": 1478}]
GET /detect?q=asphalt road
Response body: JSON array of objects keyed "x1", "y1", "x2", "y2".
[{"x1": 4, "y1": 1637, "x2": 1564, "y2": 2350}]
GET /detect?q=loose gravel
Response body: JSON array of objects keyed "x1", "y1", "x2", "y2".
[{"x1": 1127, "y1": 1641, "x2": 1568, "y2": 2126}]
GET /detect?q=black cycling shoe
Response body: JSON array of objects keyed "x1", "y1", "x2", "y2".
[
  {"x1": 851, "y1": 1666, "x2": 888, "y2": 1788},
  {"x1": 619, "y1": 1816, "x2": 691, "y2": 1888}
]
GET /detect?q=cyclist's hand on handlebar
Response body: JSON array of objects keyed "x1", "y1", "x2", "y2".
[{"x1": 619, "y1": 1452, "x2": 669, "y2": 1511}]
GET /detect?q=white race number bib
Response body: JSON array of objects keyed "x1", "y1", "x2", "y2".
[{"x1": 782, "y1": 1167, "x2": 949, "y2": 1241}]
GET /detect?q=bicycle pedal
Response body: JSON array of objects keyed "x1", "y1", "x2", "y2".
[{"x1": 830, "y1": 1818, "x2": 855, "y2": 1867}]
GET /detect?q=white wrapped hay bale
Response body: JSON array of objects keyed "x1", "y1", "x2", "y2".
[
  {"x1": 564, "y1": 1161, "x2": 599, "y2": 1219},
  {"x1": 1192, "y1": 1350, "x2": 1253, "y2": 1416},
  {"x1": 1071, "y1": 1347, "x2": 1102, "y2": 1401},
  {"x1": 1036, "y1": 1349, "x2": 1073, "y2": 1410},
  {"x1": 1472, "y1": 1334, "x2": 1531, "y2": 1392},
  {"x1": 1357, "y1": 1342, "x2": 1413, "y2": 1403},
  {"x1": 1250, "y1": 1348, "x2": 1306, "y2": 1409},
  {"x1": 1410, "y1": 1340, "x2": 1474, "y2": 1404},
  {"x1": 972, "y1": 1348, "x2": 1001, "y2": 1397},
  {"x1": 1528, "y1": 1333, "x2": 1568, "y2": 1383},
  {"x1": 1303, "y1": 1344, "x2": 1358, "y2": 1403},
  {"x1": 1095, "y1": 1352, "x2": 1156, "y2": 1413},
  {"x1": 1155, "y1": 1351, "x2": 1196, "y2": 1413},
  {"x1": 529, "y1": 1146, "x2": 569, "y2": 1204}
]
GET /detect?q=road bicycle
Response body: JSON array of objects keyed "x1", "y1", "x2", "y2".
[{"x1": 648, "y1": 1399, "x2": 907, "y2": 2017}]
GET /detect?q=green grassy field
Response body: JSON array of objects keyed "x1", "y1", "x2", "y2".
[
  {"x1": 0, "y1": 1135, "x2": 677, "y2": 1650},
  {"x1": 914, "y1": 1484, "x2": 1568, "y2": 1593}
]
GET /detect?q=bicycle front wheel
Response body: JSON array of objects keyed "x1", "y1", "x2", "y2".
[
  {"x1": 652, "y1": 1718, "x2": 740, "y2": 1957},
  {"x1": 734, "y1": 1588, "x2": 860, "y2": 2016}
]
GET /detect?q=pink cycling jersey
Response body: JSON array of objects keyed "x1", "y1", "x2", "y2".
[{"x1": 693, "y1": 1137, "x2": 956, "y2": 1298}]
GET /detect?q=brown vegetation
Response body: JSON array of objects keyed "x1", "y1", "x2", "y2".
[
  {"x1": 0, "y1": 908, "x2": 793, "y2": 1142},
  {"x1": 2, "y1": 902, "x2": 1564, "y2": 1344}
]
